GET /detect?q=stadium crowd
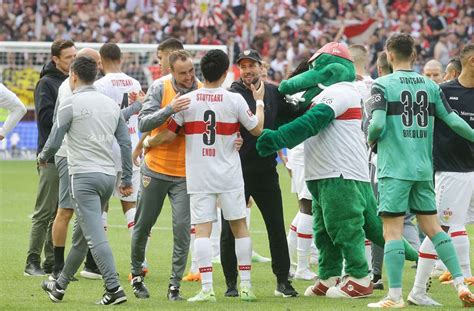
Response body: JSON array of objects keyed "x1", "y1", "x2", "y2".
[{"x1": 1, "y1": 0, "x2": 473, "y2": 82}]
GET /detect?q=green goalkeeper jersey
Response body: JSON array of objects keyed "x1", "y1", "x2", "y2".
[{"x1": 370, "y1": 70, "x2": 452, "y2": 181}]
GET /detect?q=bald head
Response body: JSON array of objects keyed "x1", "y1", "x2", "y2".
[
  {"x1": 423, "y1": 59, "x2": 443, "y2": 84},
  {"x1": 76, "y1": 48, "x2": 100, "y2": 63}
]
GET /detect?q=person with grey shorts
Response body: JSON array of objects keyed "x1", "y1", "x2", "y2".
[{"x1": 37, "y1": 56, "x2": 133, "y2": 305}]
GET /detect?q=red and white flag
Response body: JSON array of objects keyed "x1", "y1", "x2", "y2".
[
  {"x1": 193, "y1": 0, "x2": 224, "y2": 28},
  {"x1": 343, "y1": 18, "x2": 379, "y2": 45}
]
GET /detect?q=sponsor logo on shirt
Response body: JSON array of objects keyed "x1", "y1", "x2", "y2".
[{"x1": 448, "y1": 96, "x2": 458, "y2": 100}]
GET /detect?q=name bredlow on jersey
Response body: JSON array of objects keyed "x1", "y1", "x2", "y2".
[{"x1": 403, "y1": 129, "x2": 428, "y2": 138}]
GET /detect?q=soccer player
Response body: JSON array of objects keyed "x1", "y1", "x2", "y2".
[
  {"x1": 407, "y1": 43, "x2": 474, "y2": 306},
  {"x1": 129, "y1": 49, "x2": 198, "y2": 301},
  {"x1": 93, "y1": 43, "x2": 142, "y2": 239},
  {"x1": 366, "y1": 33, "x2": 474, "y2": 308},
  {"x1": 50, "y1": 48, "x2": 101, "y2": 281},
  {"x1": 443, "y1": 57, "x2": 462, "y2": 82},
  {"x1": 0, "y1": 83, "x2": 27, "y2": 141},
  {"x1": 25, "y1": 39, "x2": 75, "y2": 276},
  {"x1": 146, "y1": 49, "x2": 264, "y2": 302},
  {"x1": 38, "y1": 56, "x2": 133, "y2": 305},
  {"x1": 423, "y1": 59, "x2": 443, "y2": 84}
]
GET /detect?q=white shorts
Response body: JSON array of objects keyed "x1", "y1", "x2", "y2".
[
  {"x1": 190, "y1": 190, "x2": 247, "y2": 225},
  {"x1": 436, "y1": 171, "x2": 474, "y2": 226},
  {"x1": 113, "y1": 169, "x2": 140, "y2": 202},
  {"x1": 289, "y1": 164, "x2": 312, "y2": 200}
]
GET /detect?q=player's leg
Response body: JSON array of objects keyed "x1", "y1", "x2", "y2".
[
  {"x1": 183, "y1": 226, "x2": 200, "y2": 281},
  {"x1": 295, "y1": 198, "x2": 315, "y2": 280},
  {"x1": 25, "y1": 162, "x2": 59, "y2": 276},
  {"x1": 188, "y1": 194, "x2": 216, "y2": 303},
  {"x1": 211, "y1": 205, "x2": 221, "y2": 263},
  {"x1": 167, "y1": 180, "x2": 191, "y2": 301},
  {"x1": 51, "y1": 156, "x2": 75, "y2": 280},
  {"x1": 130, "y1": 175, "x2": 169, "y2": 299},
  {"x1": 412, "y1": 178, "x2": 473, "y2": 307},
  {"x1": 304, "y1": 181, "x2": 342, "y2": 297},
  {"x1": 222, "y1": 191, "x2": 256, "y2": 301},
  {"x1": 246, "y1": 199, "x2": 270, "y2": 263},
  {"x1": 287, "y1": 210, "x2": 300, "y2": 270},
  {"x1": 250, "y1": 170, "x2": 296, "y2": 297},
  {"x1": 118, "y1": 170, "x2": 140, "y2": 233},
  {"x1": 368, "y1": 178, "x2": 410, "y2": 308}
]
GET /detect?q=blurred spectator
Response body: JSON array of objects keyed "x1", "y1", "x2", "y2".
[{"x1": 0, "y1": 0, "x2": 472, "y2": 83}]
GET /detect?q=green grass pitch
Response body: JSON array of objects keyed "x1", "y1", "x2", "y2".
[{"x1": 0, "y1": 161, "x2": 472, "y2": 310}]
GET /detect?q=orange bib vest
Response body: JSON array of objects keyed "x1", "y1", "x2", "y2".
[{"x1": 145, "y1": 78, "x2": 202, "y2": 177}]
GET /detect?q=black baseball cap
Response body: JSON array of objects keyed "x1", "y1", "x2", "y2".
[{"x1": 236, "y1": 49, "x2": 262, "y2": 64}]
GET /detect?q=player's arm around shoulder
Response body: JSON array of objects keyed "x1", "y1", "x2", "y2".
[{"x1": 138, "y1": 79, "x2": 173, "y2": 132}]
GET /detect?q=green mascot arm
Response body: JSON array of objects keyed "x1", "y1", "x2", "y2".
[
  {"x1": 279, "y1": 62, "x2": 352, "y2": 95},
  {"x1": 256, "y1": 104, "x2": 335, "y2": 157}
]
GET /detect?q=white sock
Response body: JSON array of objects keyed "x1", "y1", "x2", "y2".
[
  {"x1": 125, "y1": 207, "x2": 136, "y2": 234},
  {"x1": 434, "y1": 260, "x2": 447, "y2": 271},
  {"x1": 389, "y1": 288, "x2": 402, "y2": 301},
  {"x1": 195, "y1": 237, "x2": 213, "y2": 291},
  {"x1": 236, "y1": 237, "x2": 252, "y2": 288},
  {"x1": 365, "y1": 239, "x2": 373, "y2": 272},
  {"x1": 102, "y1": 211, "x2": 108, "y2": 231},
  {"x1": 450, "y1": 225, "x2": 471, "y2": 278},
  {"x1": 413, "y1": 237, "x2": 437, "y2": 294},
  {"x1": 296, "y1": 213, "x2": 312, "y2": 271},
  {"x1": 246, "y1": 207, "x2": 251, "y2": 229},
  {"x1": 287, "y1": 212, "x2": 300, "y2": 263},
  {"x1": 210, "y1": 209, "x2": 221, "y2": 258},
  {"x1": 190, "y1": 226, "x2": 198, "y2": 273}
]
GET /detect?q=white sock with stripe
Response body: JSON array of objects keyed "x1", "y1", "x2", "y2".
[
  {"x1": 125, "y1": 208, "x2": 136, "y2": 234},
  {"x1": 365, "y1": 239, "x2": 373, "y2": 272},
  {"x1": 296, "y1": 213, "x2": 312, "y2": 271},
  {"x1": 413, "y1": 237, "x2": 437, "y2": 294},
  {"x1": 287, "y1": 212, "x2": 300, "y2": 263},
  {"x1": 195, "y1": 237, "x2": 213, "y2": 291},
  {"x1": 236, "y1": 237, "x2": 252, "y2": 288},
  {"x1": 450, "y1": 225, "x2": 471, "y2": 278},
  {"x1": 189, "y1": 226, "x2": 198, "y2": 273}
]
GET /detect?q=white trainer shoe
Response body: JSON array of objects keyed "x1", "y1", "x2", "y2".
[{"x1": 407, "y1": 290, "x2": 441, "y2": 306}]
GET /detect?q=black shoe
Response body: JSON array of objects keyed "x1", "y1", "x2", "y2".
[
  {"x1": 49, "y1": 271, "x2": 78, "y2": 282},
  {"x1": 42, "y1": 265, "x2": 53, "y2": 274},
  {"x1": 167, "y1": 285, "x2": 183, "y2": 301},
  {"x1": 275, "y1": 280, "x2": 298, "y2": 297},
  {"x1": 24, "y1": 262, "x2": 46, "y2": 276},
  {"x1": 41, "y1": 280, "x2": 65, "y2": 302},
  {"x1": 224, "y1": 281, "x2": 239, "y2": 297},
  {"x1": 97, "y1": 286, "x2": 127, "y2": 305},
  {"x1": 373, "y1": 279, "x2": 384, "y2": 290},
  {"x1": 131, "y1": 275, "x2": 150, "y2": 299}
]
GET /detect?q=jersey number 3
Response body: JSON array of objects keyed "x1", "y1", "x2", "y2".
[
  {"x1": 401, "y1": 90, "x2": 428, "y2": 127},
  {"x1": 203, "y1": 110, "x2": 216, "y2": 145}
]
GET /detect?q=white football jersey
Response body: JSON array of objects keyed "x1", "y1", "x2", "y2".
[
  {"x1": 304, "y1": 82, "x2": 369, "y2": 182},
  {"x1": 169, "y1": 87, "x2": 258, "y2": 193},
  {"x1": 94, "y1": 72, "x2": 142, "y2": 171}
]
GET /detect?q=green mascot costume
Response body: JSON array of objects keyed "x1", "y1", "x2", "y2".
[{"x1": 256, "y1": 42, "x2": 417, "y2": 299}]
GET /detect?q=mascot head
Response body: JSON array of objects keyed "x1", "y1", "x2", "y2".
[{"x1": 279, "y1": 42, "x2": 356, "y2": 111}]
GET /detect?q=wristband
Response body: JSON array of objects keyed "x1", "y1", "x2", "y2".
[{"x1": 256, "y1": 100, "x2": 264, "y2": 107}]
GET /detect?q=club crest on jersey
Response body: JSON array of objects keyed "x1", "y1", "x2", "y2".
[
  {"x1": 442, "y1": 208, "x2": 453, "y2": 222},
  {"x1": 142, "y1": 175, "x2": 151, "y2": 188}
]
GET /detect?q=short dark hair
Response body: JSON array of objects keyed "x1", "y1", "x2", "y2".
[
  {"x1": 377, "y1": 51, "x2": 393, "y2": 75},
  {"x1": 169, "y1": 50, "x2": 192, "y2": 70},
  {"x1": 349, "y1": 44, "x2": 368, "y2": 65},
  {"x1": 51, "y1": 39, "x2": 75, "y2": 58},
  {"x1": 447, "y1": 57, "x2": 462, "y2": 72},
  {"x1": 460, "y1": 44, "x2": 474, "y2": 66},
  {"x1": 157, "y1": 38, "x2": 184, "y2": 52},
  {"x1": 385, "y1": 33, "x2": 415, "y2": 61},
  {"x1": 99, "y1": 42, "x2": 121, "y2": 62},
  {"x1": 200, "y1": 49, "x2": 229, "y2": 82},
  {"x1": 71, "y1": 56, "x2": 97, "y2": 84}
]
